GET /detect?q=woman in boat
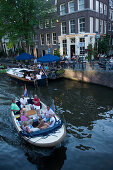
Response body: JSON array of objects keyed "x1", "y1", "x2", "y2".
[{"x1": 20, "y1": 108, "x2": 33, "y2": 125}]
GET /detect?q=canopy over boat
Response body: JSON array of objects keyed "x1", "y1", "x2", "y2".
[
  {"x1": 16, "y1": 53, "x2": 34, "y2": 60},
  {"x1": 37, "y1": 54, "x2": 60, "y2": 63}
]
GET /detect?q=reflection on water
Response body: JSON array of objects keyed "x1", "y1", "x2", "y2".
[{"x1": 1, "y1": 74, "x2": 113, "y2": 169}]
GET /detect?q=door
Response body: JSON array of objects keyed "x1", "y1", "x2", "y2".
[{"x1": 70, "y1": 45, "x2": 75, "y2": 58}]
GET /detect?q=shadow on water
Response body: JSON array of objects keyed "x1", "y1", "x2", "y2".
[{"x1": 1, "y1": 74, "x2": 113, "y2": 169}]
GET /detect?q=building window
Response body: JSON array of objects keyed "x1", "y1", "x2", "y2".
[
  {"x1": 39, "y1": 21, "x2": 43, "y2": 29},
  {"x1": 104, "y1": 21, "x2": 106, "y2": 34},
  {"x1": 46, "y1": 33, "x2": 50, "y2": 45},
  {"x1": 95, "y1": 18, "x2": 99, "y2": 33},
  {"x1": 100, "y1": 20, "x2": 103, "y2": 33},
  {"x1": 60, "y1": 4, "x2": 66, "y2": 15},
  {"x1": 68, "y1": 1, "x2": 74, "y2": 13},
  {"x1": 79, "y1": 38, "x2": 85, "y2": 55},
  {"x1": 40, "y1": 34, "x2": 44, "y2": 45},
  {"x1": 78, "y1": 0, "x2": 85, "y2": 10},
  {"x1": 62, "y1": 39, "x2": 67, "y2": 55},
  {"x1": 108, "y1": 22, "x2": 111, "y2": 31},
  {"x1": 70, "y1": 20, "x2": 75, "y2": 33},
  {"x1": 96, "y1": 1, "x2": 99, "y2": 12},
  {"x1": 90, "y1": 17, "x2": 93, "y2": 33},
  {"x1": 52, "y1": 33, "x2": 57, "y2": 45},
  {"x1": 104, "y1": 4, "x2": 107, "y2": 15},
  {"x1": 61, "y1": 21, "x2": 66, "y2": 34},
  {"x1": 79, "y1": 18, "x2": 85, "y2": 32},
  {"x1": 55, "y1": 0, "x2": 57, "y2": 5},
  {"x1": 71, "y1": 38, "x2": 75, "y2": 44},
  {"x1": 51, "y1": 19, "x2": 56, "y2": 27},
  {"x1": 45, "y1": 19, "x2": 49, "y2": 28},
  {"x1": 100, "y1": 2, "x2": 103, "y2": 13},
  {"x1": 90, "y1": 0, "x2": 93, "y2": 10}
]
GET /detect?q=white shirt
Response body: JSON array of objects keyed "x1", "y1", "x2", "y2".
[
  {"x1": 36, "y1": 74, "x2": 41, "y2": 80},
  {"x1": 49, "y1": 117, "x2": 55, "y2": 127},
  {"x1": 45, "y1": 109, "x2": 55, "y2": 118},
  {"x1": 20, "y1": 98, "x2": 27, "y2": 108}
]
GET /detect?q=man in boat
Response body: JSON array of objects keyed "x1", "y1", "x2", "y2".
[
  {"x1": 20, "y1": 95, "x2": 28, "y2": 108},
  {"x1": 44, "y1": 105, "x2": 55, "y2": 118},
  {"x1": 11, "y1": 99, "x2": 20, "y2": 114},
  {"x1": 33, "y1": 95, "x2": 40, "y2": 111}
]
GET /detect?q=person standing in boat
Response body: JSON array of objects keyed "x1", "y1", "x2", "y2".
[
  {"x1": 20, "y1": 95, "x2": 28, "y2": 109},
  {"x1": 33, "y1": 95, "x2": 40, "y2": 111},
  {"x1": 11, "y1": 99, "x2": 20, "y2": 114}
]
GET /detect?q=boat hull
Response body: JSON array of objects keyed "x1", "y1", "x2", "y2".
[{"x1": 11, "y1": 100, "x2": 66, "y2": 147}]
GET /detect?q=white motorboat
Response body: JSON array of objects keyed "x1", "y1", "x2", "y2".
[
  {"x1": 11, "y1": 98, "x2": 66, "y2": 147},
  {"x1": 7, "y1": 68, "x2": 47, "y2": 86}
]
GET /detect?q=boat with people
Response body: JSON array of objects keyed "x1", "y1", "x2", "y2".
[
  {"x1": 11, "y1": 97, "x2": 66, "y2": 147},
  {"x1": 7, "y1": 68, "x2": 47, "y2": 86}
]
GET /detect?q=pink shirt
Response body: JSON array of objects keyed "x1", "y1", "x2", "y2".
[{"x1": 21, "y1": 115, "x2": 28, "y2": 121}]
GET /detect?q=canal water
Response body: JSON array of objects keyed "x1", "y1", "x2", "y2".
[{"x1": 0, "y1": 74, "x2": 113, "y2": 170}]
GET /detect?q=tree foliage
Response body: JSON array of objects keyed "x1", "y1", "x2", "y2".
[
  {"x1": 98, "y1": 35, "x2": 110, "y2": 54},
  {"x1": 0, "y1": 0, "x2": 55, "y2": 46}
]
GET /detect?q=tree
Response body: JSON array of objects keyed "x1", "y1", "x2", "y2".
[
  {"x1": 0, "y1": 0, "x2": 55, "y2": 50},
  {"x1": 98, "y1": 35, "x2": 110, "y2": 54}
]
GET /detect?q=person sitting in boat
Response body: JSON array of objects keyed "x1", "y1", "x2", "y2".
[
  {"x1": 44, "y1": 105, "x2": 55, "y2": 118},
  {"x1": 38, "y1": 113, "x2": 56, "y2": 129},
  {"x1": 11, "y1": 99, "x2": 20, "y2": 114},
  {"x1": 38, "y1": 105, "x2": 55, "y2": 127},
  {"x1": 21, "y1": 121, "x2": 40, "y2": 133},
  {"x1": 33, "y1": 95, "x2": 40, "y2": 111},
  {"x1": 20, "y1": 108, "x2": 33, "y2": 125},
  {"x1": 25, "y1": 74, "x2": 31, "y2": 80},
  {"x1": 20, "y1": 95, "x2": 28, "y2": 108},
  {"x1": 36, "y1": 73, "x2": 41, "y2": 80},
  {"x1": 30, "y1": 73, "x2": 34, "y2": 80}
]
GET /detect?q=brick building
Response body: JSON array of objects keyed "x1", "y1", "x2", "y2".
[{"x1": 36, "y1": 0, "x2": 113, "y2": 58}]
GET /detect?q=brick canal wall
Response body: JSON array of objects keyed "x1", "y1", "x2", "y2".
[{"x1": 63, "y1": 69, "x2": 113, "y2": 88}]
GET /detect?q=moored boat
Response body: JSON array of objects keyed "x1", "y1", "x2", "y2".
[
  {"x1": 7, "y1": 68, "x2": 47, "y2": 86},
  {"x1": 11, "y1": 98, "x2": 66, "y2": 147}
]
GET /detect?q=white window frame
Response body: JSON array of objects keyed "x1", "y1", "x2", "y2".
[
  {"x1": 46, "y1": 33, "x2": 50, "y2": 45},
  {"x1": 78, "y1": 17, "x2": 85, "y2": 33},
  {"x1": 104, "y1": 4, "x2": 107, "y2": 15},
  {"x1": 104, "y1": 21, "x2": 106, "y2": 34},
  {"x1": 96, "y1": 1, "x2": 99, "y2": 12},
  {"x1": 68, "y1": 1, "x2": 74, "y2": 13},
  {"x1": 95, "y1": 18, "x2": 99, "y2": 33},
  {"x1": 60, "y1": 4, "x2": 66, "y2": 15},
  {"x1": 39, "y1": 21, "x2": 43, "y2": 29},
  {"x1": 69, "y1": 20, "x2": 75, "y2": 34},
  {"x1": 100, "y1": 20, "x2": 103, "y2": 33},
  {"x1": 45, "y1": 19, "x2": 49, "y2": 28},
  {"x1": 52, "y1": 33, "x2": 57, "y2": 45},
  {"x1": 61, "y1": 21, "x2": 66, "y2": 35},
  {"x1": 100, "y1": 2, "x2": 103, "y2": 14},
  {"x1": 40, "y1": 34, "x2": 44, "y2": 45},
  {"x1": 78, "y1": 0, "x2": 85, "y2": 10}
]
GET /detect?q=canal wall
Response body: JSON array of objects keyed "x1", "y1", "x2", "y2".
[{"x1": 63, "y1": 69, "x2": 113, "y2": 88}]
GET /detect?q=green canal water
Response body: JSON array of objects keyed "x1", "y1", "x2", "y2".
[{"x1": 0, "y1": 74, "x2": 113, "y2": 170}]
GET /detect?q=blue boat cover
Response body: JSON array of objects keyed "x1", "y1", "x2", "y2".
[
  {"x1": 19, "y1": 119, "x2": 63, "y2": 138},
  {"x1": 16, "y1": 53, "x2": 34, "y2": 60},
  {"x1": 37, "y1": 54, "x2": 60, "y2": 63}
]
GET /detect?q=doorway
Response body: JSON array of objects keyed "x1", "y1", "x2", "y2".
[
  {"x1": 70, "y1": 45, "x2": 75, "y2": 58},
  {"x1": 42, "y1": 50, "x2": 45, "y2": 56}
]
